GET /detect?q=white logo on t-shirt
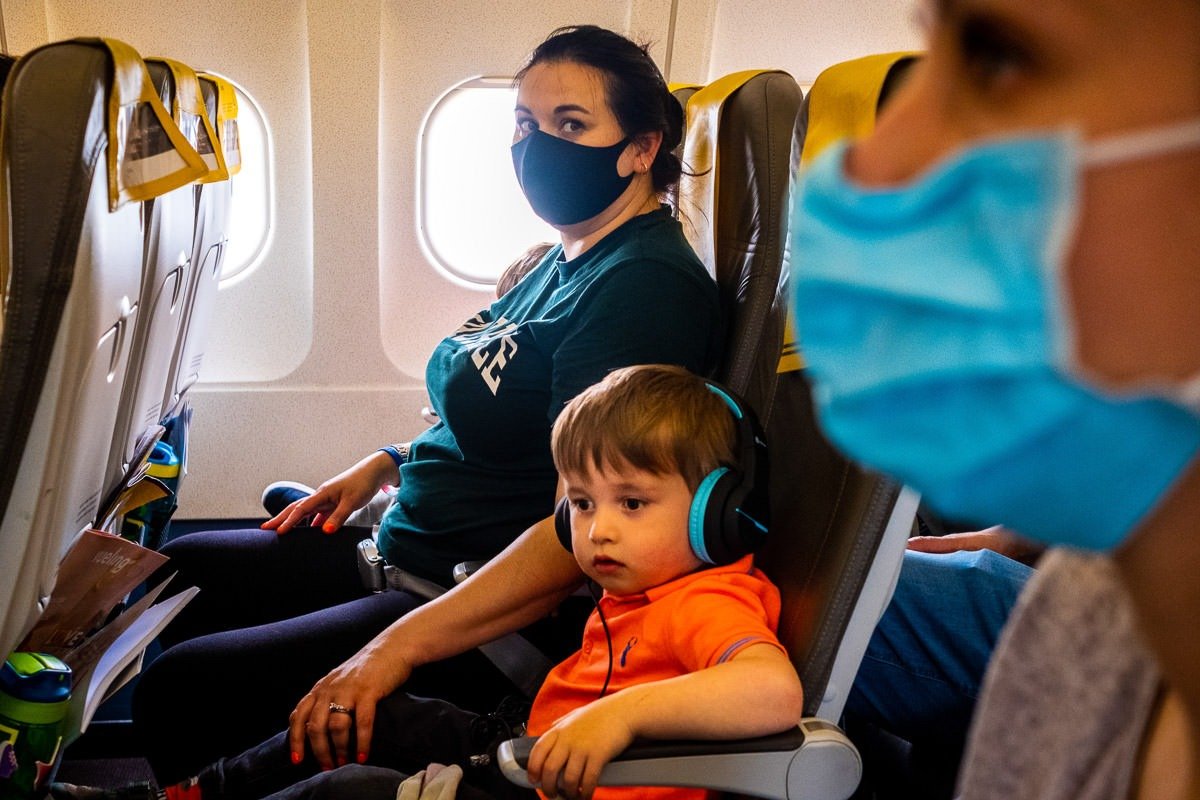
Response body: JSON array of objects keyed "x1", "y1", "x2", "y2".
[{"x1": 451, "y1": 314, "x2": 520, "y2": 396}]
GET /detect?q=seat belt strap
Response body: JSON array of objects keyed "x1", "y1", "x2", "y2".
[{"x1": 383, "y1": 565, "x2": 554, "y2": 698}]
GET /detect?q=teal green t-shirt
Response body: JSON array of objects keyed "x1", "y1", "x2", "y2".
[{"x1": 377, "y1": 207, "x2": 722, "y2": 583}]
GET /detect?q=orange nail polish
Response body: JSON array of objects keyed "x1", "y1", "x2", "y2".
[
  {"x1": 323, "y1": 522, "x2": 335, "y2": 533},
  {"x1": 290, "y1": 751, "x2": 302, "y2": 765}
]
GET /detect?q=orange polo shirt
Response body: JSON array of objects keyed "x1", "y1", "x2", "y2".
[{"x1": 526, "y1": 555, "x2": 785, "y2": 800}]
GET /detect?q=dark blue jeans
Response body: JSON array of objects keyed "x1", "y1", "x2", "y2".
[
  {"x1": 133, "y1": 526, "x2": 585, "y2": 784},
  {"x1": 192, "y1": 693, "x2": 533, "y2": 800},
  {"x1": 845, "y1": 548, "x2": 1033, "y2": 795},
  {"x1": 136, "y1": 525, "x2": 1028, "y2": 794}
]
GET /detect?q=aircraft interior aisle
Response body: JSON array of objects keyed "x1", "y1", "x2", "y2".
[
  {"x1": 0, "y1": 0, "x2": 938, "y2": 796},
  {"x1": 5, "y1": 0, "x2": 1198, "y2": 796}
]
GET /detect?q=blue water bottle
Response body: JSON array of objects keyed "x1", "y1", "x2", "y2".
[
  {"x1": 125, "y1": 440, "x2": 181, "y2": 549},
  {"x1": 0, "y1": 653, "x2": 71, "y2": 799}
]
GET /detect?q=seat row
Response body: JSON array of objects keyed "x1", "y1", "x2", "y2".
[
  {"x1": 0, "y1": 38, "x2": 241, "y2": 659},
  {"x1": 497, "y1": 57, "x2": 921, "y2": 799},
  {"x1": 0, "y1": 41, "x2": 916, "y2": 798}
]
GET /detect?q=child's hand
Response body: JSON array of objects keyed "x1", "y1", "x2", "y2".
[{"x1": 527, "y1": 699, "x2": 635, "y2": 799}]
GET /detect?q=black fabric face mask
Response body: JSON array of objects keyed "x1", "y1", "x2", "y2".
[{"x1": 511, "y1": 130, "x2": 633, "y2": 226}]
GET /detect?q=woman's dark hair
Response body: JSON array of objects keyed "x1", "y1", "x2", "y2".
[{"x1": 515, "y1": 25, "x2": 684, "y2": 194}]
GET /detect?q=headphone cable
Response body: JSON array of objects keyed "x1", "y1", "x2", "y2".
[{"x1": 586, "y1": 580, "x2": 614, "y2": 698}]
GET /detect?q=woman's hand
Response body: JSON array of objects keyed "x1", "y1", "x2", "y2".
[
  {"x1": 285, "y1": 508, "x2": 582, "y2": 770},
  {"x1": 262, "y1": 450, "x2": 399, "y2": 534},
  {"x1": 527, "y1": 698, "x2": 635, "y2": 800},
  {"x1": 907, "y1": 525, "x2": 1045, "y2": 565},
  {"x1": 287, "y1": 639, "x2": 413, "y2": 770}
]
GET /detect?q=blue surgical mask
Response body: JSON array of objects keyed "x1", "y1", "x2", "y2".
[
  {"x1": 790, "y1": 118, "x2": 1200, "y2": 550},
  {"x1": 511, "y1": 129, "x2": 632, "y2": 226}
]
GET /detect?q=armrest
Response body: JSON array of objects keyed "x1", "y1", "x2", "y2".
[
  {"x1": 452, "y1": 560, "x2": 486, "y2": 584},
  {"x1": 497, "y1": 718, "x2": 860, "y2": 800}
]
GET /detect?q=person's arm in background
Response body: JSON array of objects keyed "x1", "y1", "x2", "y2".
[
  {"x1": 1114, "y1": 459, "x2": 1200, "y2": 798},
  {"x1": 288, "y1": 495, "x2": 586, "y2": 769},
  {"x1": 907, "y1": 525, "x2": 1045, "y2": 567}
]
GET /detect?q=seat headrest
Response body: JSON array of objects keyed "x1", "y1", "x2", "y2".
[
  {"x1": 800, "y1": 52, "x2": 920, "y2": 165},
  {"x1": 668, "y1": 82, "x2": 702, "y2": 120},
  {"x1": 680, "y1": 69, "x2": 798, "y2": 272},
  {"x1": 99, "y1": 38, "x2": 207, "y2": 208},
  {"x1": 197, "y1": 72, "x2": 241, "y2": 176},
  {"x1": 147, "y1": 57, "x2": 226, "y2": 183},
  {"x1": 677, "y1": 70, "x2": 802, "y2": 416},
  {"x1": 777, "y1": 52, "x2": 920, "y2": 376}
]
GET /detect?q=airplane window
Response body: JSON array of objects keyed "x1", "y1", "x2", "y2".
[
  {"x1": 220, "y1": 79, "x2": 273, "y2": 284},
  {"x1": 419, "y1": 77, "x2": 558, "y2": 286}
]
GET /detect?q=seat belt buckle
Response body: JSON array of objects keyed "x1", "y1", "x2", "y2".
[
  {"x1": 357, "y1": 536, "x2": 446, "y2": 600},
  {"x1": 356, "y1": 538, "x2": 386, "y2": 593}
]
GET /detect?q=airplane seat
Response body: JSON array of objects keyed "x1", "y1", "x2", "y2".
[
  {"x1": 0, "y1": 38, "x2": 205, "y2": 657},
  {"x1": 496, "y1": 57, "x2": 923, "y2": 800},
  {"x1": 676, "y1": 70, "x2": 800, "y2": 417},
  {"x1": 663, "y1": 83, "x2": 701, "y2": 210},
  {"x1": 669, "y1": 83, "x2": 702, "y2": 110},
  {"x1": 160, "y1": 72, "x2": 237, "y2": 490},
  {"x1": 104, "y1": 57, "x2": 208, "y2": 507},
  {"x1": 775, "y1": 52, "x2": 921, "y2": 729}
]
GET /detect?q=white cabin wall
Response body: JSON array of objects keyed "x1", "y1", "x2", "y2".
[
  {"x1": 5, "y1": 0, "x2": 698, "y2": 519},
  {"x1": 180, "y1": 2, "x2": 413, "y2": 519},
  {"x1": 664, "y1": 0, "x2": 717, "y2": 85},
  {"x1": 14, "y1": 1, "x2": 322, "y2": 517},
  {"x1": 0, "y1": 0, "x2": 49, "y2": 53},
  {"x1": 38, "y1": 0, "x2": 316, "y2": 384},
  {"x1": 704, "y1": 0, "x2": 921, "y2": 85}
]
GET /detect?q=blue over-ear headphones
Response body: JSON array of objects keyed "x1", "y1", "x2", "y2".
[{"x1": 555, "y1": 381, "x2": 770, "y2": 565}]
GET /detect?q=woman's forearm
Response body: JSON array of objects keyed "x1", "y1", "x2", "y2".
[
  {"x1": 369, "y1": 514, "x2": 585, "y2": 671},
  {"x1": 286, "y1": 502, "x2": 586, "y2": 768}
]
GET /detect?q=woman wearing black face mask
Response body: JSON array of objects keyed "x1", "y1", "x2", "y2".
[{"x1": 130, "y1": 26, "x2": 720, "y2": 783}]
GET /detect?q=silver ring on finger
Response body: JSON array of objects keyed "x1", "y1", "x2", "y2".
[{"x1": 328, "y1": 702, "x2": 353, "y2": 715}]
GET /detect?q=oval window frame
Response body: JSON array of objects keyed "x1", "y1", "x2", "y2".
[{"x1": 416, "y1": 75, "x2": 558, "y2": 288}]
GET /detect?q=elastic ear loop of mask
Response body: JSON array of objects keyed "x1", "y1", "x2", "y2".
[{"x1": 1081, "y1": 118, "x2": 1200, "y2": 169}]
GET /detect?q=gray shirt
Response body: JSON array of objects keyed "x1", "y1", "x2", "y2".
[{"x1": 958, "y1": 549, "x2": 1161, "y2": 800}]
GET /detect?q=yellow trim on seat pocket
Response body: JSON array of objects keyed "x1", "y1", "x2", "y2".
[
  {"x1": 102, "y1": 38, "x2": 207, "y2": 210},
  {"x1": 199, "y1": 73, "x2": 241, "y2": 177},
  {"x1": 147, "y1": 57, "x2": 227, "y2": 184}
]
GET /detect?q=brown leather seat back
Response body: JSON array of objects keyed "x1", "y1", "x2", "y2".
[
  {"x1": 765, "y1": 53, "x2": 922, "y2": 720},
  {"x1": 677, "y1": 70, "x2": 802, "y2": 418}
]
